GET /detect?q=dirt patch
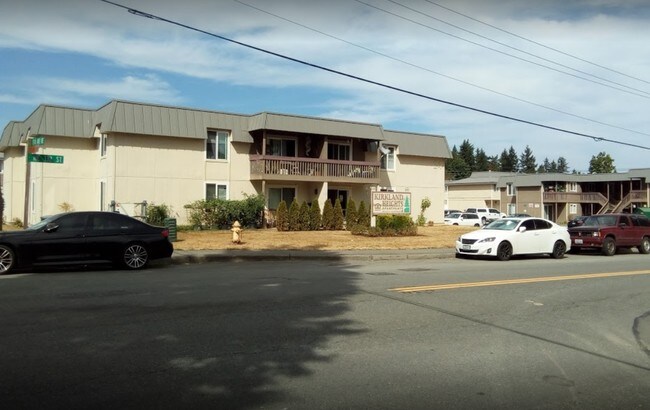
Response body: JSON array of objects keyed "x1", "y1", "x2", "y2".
[{"x1": 174, "y1": 225, "x2": 479, "y2": 251}]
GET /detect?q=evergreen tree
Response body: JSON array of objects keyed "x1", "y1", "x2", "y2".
[
  {"x1": 556, "y1": 157, "x2": 569, "y2": 173},
  {"x1": 474, "y1": 148, "x2": 489, "y2": 171},
  {"x1": 589, "y1": 152, "x2": 616, "y2": 173},
  {"x1": 499, "y1": 147, "x2": 518, "y2": 172},
  {"x1": 298, "y1": 200, "x2": 310, "y2": 231},
  {"x1": 487, "y1": 155, "x2": 500, "y2": 171},
  {"x1": 288, "y1": 198, "x2": 301, "y2": 231},
  {"x1": 346, "y1": 198, "x2": 358, "y2": 230},
  {"x1": 333, "y1": 198, "x2": 344, "y2": 230},
  {"x1": 357, "y1": 200, "x2": 370, "y2": 228},
  {"x1": 309, "y1": 199, "x2": 321, "y2": 230},
  {"x1": 322, "y1": 199, "x2": 334, "y2": 230},
  {"x1": 446, "y1": 156, "x2": 471, "y2": 180},
  {"x1": 458, "y1": 139, "x2": 475, "y2": 171},
  {"x1": 276, "y1": 200, "x2": 289, "y2": 231},
  {"x1": 519, "y1": 145, "x2": 537, "y2": 173}
]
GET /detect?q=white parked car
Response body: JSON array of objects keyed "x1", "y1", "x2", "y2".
[
  {"x1": 465, "y1": 207, "x2": 505, "y2": 224},
  {"x1": 455, "y1": 217, "x2": 571, "y2": 261},
  {"x1": 444, "y1": 212, "x2": 482, "y2": 227}
]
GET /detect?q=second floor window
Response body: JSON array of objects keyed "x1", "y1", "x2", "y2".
[
  {"x1": 266, "y1": 138, "x2": 296, "y2": 157},
  {"x1": 507, "y1": 183, "x2": 516, "y2": 196},
  {"x1": 380, "y1": 146, "x2": 396, "y2": 170},
  {"x1": 207, "y1": 130, "x2": 229, "y2": 160},
  {"x1": 568, "y1": 182, "x2": 578, "y2": 192},
  {"x1": 328, "y1": 143, "x2": 350, "y2": 161}
]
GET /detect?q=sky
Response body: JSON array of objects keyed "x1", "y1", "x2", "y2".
[{"x1": 1, "y1": 0, "x2": 649, "y2": 172}]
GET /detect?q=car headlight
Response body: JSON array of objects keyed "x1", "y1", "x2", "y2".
[{"x1": 478, "y1": 237, "x2": 496, "y2": 243}]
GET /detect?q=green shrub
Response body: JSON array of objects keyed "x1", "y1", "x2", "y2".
[
  {"x1": 299, "y1": 201, "x2": 310, "y2": 231},
  {"x1": 146, "y1": 203, "x2": 171, "y2": 226},
  {"x1": 357, "y1": 200, "x2": 370, "y2": 228},
  {"x1": 322, "y1": 199, "x2": 334, "y2": 230},
  {"x1": 11, "y1": 217, "x2": 23, "y2": 228},
  {"x1": 417, "y1": 197, "x2": 431, "y2": 226},
  {"x1": 345, "y1": 198, "x2": 357, "y2": 230},
  {"x1": 288, "y1": 198, "x2": 301, "y2": 231},
  {"x1": 276, "y1": 200, "x2": 289, "y2": 231},
  {"x1": 309, "y1": 199, "x2": 321, "y2": 230},
  {"x1": 352, "y1": 215, "x2": 417, "y2": 237},
  {"x1": 183, "y1": 194, "x2": 265, "y2": 229},
  {"x1": 333, "y1": 198, "x2": 344, "y2": 230}
]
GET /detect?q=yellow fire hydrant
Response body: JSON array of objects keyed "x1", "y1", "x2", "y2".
[{"x1": 231, "y1": 221, "x2": 243, "y2": 244}]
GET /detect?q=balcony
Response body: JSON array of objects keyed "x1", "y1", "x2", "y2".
[
  {"x1": 250, "y1": 155, "x2": 380, "y2": 184},
  {"x1": 543, "y1": 191, "x2": 608, "y2": 206}
]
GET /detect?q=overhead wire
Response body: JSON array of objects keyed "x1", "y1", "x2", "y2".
[
  {"x1": 421, "y1": 0, "x2": 650, "y2": 86},
  {"x1": 96, "y1": 0, "x2": 650, "y2": 151},
  {"x1": 382, "y1": 0, "x2": 650, "y2": 96},
  {"x1": 354, "y1": 0, "x2": 650, "y2": 100},
  {"x1": 234, "y1": 0, "x2": 650, "y2": 138}
]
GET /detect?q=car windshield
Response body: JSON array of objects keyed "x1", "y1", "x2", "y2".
[
  {"x1": 447, "y1": 213, "x2": 461, "y2": 218},
  {"x1": 26, "y1": 214, "x2": 61, "y2": 231},
  {"x1": 583, "y1": 215, "x2": 617, "y2": 226},
  {"x1": 483, "y1": 218, "x2": 520, "y2": 231}
]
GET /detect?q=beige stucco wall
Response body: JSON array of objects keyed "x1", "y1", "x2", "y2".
[
  {"x1": 513, "y1": 187, "x2": 544, "y2": 217},
  {"x1": 380, "y1": 155, "x2": 446, "y2": 223},
  {"x1": 446, "y1": 184, "x2": 501, "y2": 213},
  {"x1": 3, "y1": 147, "x2": 26, "y2": 224}
]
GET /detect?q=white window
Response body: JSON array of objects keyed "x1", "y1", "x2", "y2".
[
  {"x1": 381, "y1": 146, "x2": 396, "y2": 171},
  {"x1": 268, "y1": 187, "x2": 295, "y2": 209},
  {"x1": 328, "y1": 143, "x2": 351, "y2": 161},
  {"x1": 206, "y1": 183, "x2": 228, "y2": 200},
  {"x1": 100, "y1": 133, "x2": 107, "y2": 157},
  {"x1": 569, "y1": 203, "x2": 578, "y2": 214},
  {"x1": 100, "y1": 181, "x2": 106, "y2": 211},
  {"x1": 206, "y1": 130, "x2": 229, "y2": 160},
  {"x1": 507, "y1": 183, "x2": 516, "y2": 196},
  {"x1": 266, "y1": 138, "x2": 296, "y2": 157},
  {"x1": 568, "y1": 182, "x2": 578, "y2": 192}
]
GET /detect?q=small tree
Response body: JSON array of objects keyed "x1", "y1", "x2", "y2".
[
  {"x1": 357, "y1": 200, "x2": 370, "y2": 228},
  {"x1": 417, "y1": 197, "x2": 431, "y2": 226},
  {"x1": 333, "y1": 198, "x2": 344, "y2": 230},
  {"x1": 309, "y1": 199, "x2": 321, "y2": 230},
  {"x1": 276, "y1": 200, "x2": 289, "y2": 231},
  {"x1": 288, "y1": 198, "x2": 301, "y2": 231},
  {"x1": 299, "y1": 201, "x2": 310, "y2": 231},
  {"x1": 346, "y1": 198, "x2": 358, "y2": 230},
  {"x1": 322, "y1": 199, "x2": 334, "y2": 230}
]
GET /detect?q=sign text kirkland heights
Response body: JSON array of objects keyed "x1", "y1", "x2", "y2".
[{"x1": 371, "y1": 192, "x2": 411, "y2": 215}]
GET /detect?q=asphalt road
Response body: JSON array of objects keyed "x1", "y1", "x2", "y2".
[{"x1": 1, "y1": 252, "x2": 649, "y2": 409}]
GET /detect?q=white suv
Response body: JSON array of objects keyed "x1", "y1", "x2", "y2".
[{"x1": 465, "y1": 208, "x2": 505, "y2": 224}]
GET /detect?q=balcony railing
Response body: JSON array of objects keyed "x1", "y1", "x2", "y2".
[
  {"x1": 250, "y1": 155, "x2": 380, "y2": 183},
  {"x1": 543, "y1": 191, "x2": 608, "y2": 205}
]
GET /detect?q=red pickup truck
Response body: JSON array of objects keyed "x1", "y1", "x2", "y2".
[{"x1": 568, "y1": 213, "x2": 650, "y2": 256}]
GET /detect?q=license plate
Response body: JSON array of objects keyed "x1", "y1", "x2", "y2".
[
  {"x1": 574, "y1": 239, "x2": 583, "y2": 245},
  {"x1": 463, "y1": 245, "x2": 471, "y2": 250}
]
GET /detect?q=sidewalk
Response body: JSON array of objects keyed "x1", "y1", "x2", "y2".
[{"x1": 171, "y1": 248, "x2": 456, "y2": 264}]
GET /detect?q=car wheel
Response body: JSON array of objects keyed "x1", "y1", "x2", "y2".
[
  {"x1": 474, "y1": 223, "x2": 480, "y2": 227},
  {"x1": 638, "y1": 237, "x2": 650, "y2": 254},
  {"x1": 601, "y1": 237, "x2": 616, "y2": 256},
  {"x1": 551, "y1": 241, "x2": 566, "y2": 259},
  {"x1": 453, "y1": 223, "x2": 458, "y2": 226},
  {"x1": 481, "y1": 217, "x2": 486, "y2": 225},
  {"x1": 496, "y1": 242, "x2": 512, "y2": 261},
  {"x1": 0, "y1": 245, "x2": 16, "y2": 275},
  {"x1": 122, "y1": 243, "x2": 149, "y2": 269}
]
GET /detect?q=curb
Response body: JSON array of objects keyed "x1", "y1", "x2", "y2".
[{"x1": 170, "y1": 248, "x2": 456, "y2": 264}]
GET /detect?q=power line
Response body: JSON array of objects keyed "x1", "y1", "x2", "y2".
[
  {"x1": 234, "y1": 0, "x2": 650, "y2": 138},
  {"x1": 354, "y1": 0, "x2": 650, "y2": 100},
  {"x1": 96, "y1": 0, "x2": 650, "y2": 151},
  {"x1": 383, "y1": 0, "x2": 650, "y2": 96},
  {"x1": 421, "y1": 0, "x2": 650, "y2": 86}
]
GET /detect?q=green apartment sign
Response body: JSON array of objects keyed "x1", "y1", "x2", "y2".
[
  {"x1": 29, "y1": 136, "x2": 46, "y2": 146},
  {"x1": 27, "y1": 153, "x2": 64, "y2": 164},
  {"x1": 371, "y1": 191, "x2": 412, "y2": 215}
]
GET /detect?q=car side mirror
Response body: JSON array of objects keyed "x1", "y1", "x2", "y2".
[
  {"x1": 619, "y1": 223, "x2": 627, "y2": 228},
  {"x1": 44, "y1": 223, "x2": 59, "y2": 233},
  {"x1": 518, "y1": 226, "x2": 527, "y2": 233}
]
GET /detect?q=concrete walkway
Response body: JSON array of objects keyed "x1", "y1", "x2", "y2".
[{"x1": 171, "y1": 248, "x2": 455, "y2": 264}]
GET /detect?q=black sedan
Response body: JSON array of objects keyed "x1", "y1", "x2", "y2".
[{"x1": 0, "y1": 211, "x2": 174, "y2": 274}]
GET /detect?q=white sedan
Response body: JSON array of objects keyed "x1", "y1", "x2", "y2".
[
  {"x1": 455, "y1": 217, "x2": 570, "y2": 261},
  {"x1": 444, "y1": 212, "x2": 482, "y2": 227}
]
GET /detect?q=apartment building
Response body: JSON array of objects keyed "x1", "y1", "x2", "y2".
[
  {"x1": 1, "y1": 100, "x2": 452, "y2": 226},
  {"x1": 446, "y1": 170, "x2": 650, "y2": 223}
]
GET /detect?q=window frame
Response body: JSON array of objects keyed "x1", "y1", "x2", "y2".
[
  {"x1": 206, "y1": 130, "x2": 230, "y2": 161},
  {"x1": 506, "y1": 183, "x2": 516, "y2": 196},
  {"x1": 266, "y1": 137, "x2": 297, "y2": 158},
  {"x1": 205, "y1": 182, "x2": 229, "y2": 200},
  {"x1": 328, "y1": 142, "x2": 351, "y2": 161},
  {"x1": 267, "y1": 186, "x2": 296, "y2": 210},
  {"x1": 100, "y1": 133, "x2": 107, "y2": 157},
  {"x1": 380, "y1": 145, "x2": 396, "y2": 171}
]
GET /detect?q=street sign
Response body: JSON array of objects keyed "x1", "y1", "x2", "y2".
[
  {"x1": 29, "y1": 136, "x2": 46, "y2": 146},
  {"x1": 27, "y1": 153, "x2": 64, "y2": 164}
]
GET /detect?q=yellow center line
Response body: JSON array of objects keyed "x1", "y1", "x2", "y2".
[{"x1": 390, "y1": 270, "x2": 650, "y2": 293}]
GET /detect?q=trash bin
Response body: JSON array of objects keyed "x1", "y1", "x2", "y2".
[{"x1": 164, "y1": 218, "x2": 177, "y2": 242}]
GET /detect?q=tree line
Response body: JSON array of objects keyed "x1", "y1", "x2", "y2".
[{"x1": 445, "y1": 140, "x2": 616, "y2": 180}]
